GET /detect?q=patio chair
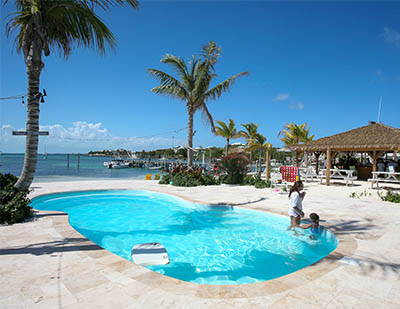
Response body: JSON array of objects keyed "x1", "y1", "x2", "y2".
[{"x1": 349, "y1": 166, "x2": 358, "y2": 178}]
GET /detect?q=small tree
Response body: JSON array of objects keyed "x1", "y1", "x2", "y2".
[{"x1": 215, "y1": 119, "x2": 241, "y2": 156}]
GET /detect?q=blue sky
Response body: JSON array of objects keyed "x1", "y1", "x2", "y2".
[{"x1": 1, "y1": 1, "x2": 399, "y2": 153}]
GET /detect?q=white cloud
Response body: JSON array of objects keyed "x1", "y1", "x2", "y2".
[
  {"x1": 289, "y1": 102, "x2": 304, "y2": 110},
  {"x1": 273, "y1": 93, "x2": 289, "y2": 101},
  {"x1": 1, "y1": 122, "x2": 183, "y2": 153},
  {"x1": 383, "y1": 27, "x2": 400, "y2": 48}
]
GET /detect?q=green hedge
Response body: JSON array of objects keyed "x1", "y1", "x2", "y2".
[{"x1": 0, "y1": 173, "x2": 33, "y2": 225}]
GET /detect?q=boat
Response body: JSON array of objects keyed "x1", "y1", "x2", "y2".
[
  {"x1": 106, "y1": 158, "x2": 131, "y2": 169},
  {"x1": 131, "y1": 242, "x2": 169, "y2": 266},
  {"x1": 148, "y1": 165, "x2": 163, "y2": 170}
]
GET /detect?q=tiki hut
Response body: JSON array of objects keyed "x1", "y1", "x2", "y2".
[{"x1": 290, "y1": 122, "x2": 400, "y2": 185}]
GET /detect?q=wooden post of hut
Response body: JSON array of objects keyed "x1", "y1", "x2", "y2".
[
  {"x1": 326, "y1": 148, "x2": 331, "y2": 186},
  {"x1": 372, "y1": 151, "x2": 377, "y2": 172},
  {"x1": 314, "y1": 152, "x2": 321, "y2": 175}
]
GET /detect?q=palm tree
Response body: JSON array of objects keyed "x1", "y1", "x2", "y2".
[
  {"x1": 5, "y1": 0, "x2": 138, "y2": 191},
  {"x1": 278, "y1": 122, "x2": 314, "y2": 166},
  {"x1": 215, "y1": 119, "x2": 241, "y2": 156},
  {"x1": 148, "y1": 41, "x2": 249, "y2": 166},
  {"x1": 239, "y1": 122, "x2": 259, "y2": 165},
  {"x1": 247, "y1": 133, "x2": 271, "y2": 176}
]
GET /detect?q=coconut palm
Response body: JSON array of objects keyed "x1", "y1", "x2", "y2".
[
  {"x1": 5, "y1": 0, "x2": 138, "y2": 191},
  {"x1": 215, "y1": 119, "x2": 241, "y2": 156},
  {"x1": 148, "y1": 41, "x2": 248, "y2": 166},
  {"x1": 238, "y1": 122, "x2": 259, "y2": 164},
  {"x1": 247, "y1": 133, "x2": 271, "y2": 176},
  {"x1": 279, "y1": 122, "x2": 314, "y2": 166}
]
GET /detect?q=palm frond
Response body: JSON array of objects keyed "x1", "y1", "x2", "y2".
[
  {"x1": 200, "y1": 103, "x2": 216, "y2": 133},
  {"x1": 147, "y1": 69, "x2": 183, "y2": 88},
  {"x1": 7, "y1": 0, "x2": 119, "y2": 58},
  {"x1": 204, "y1": 71, "x2": 249, "y2": 102},
  {"x1": 150, "y1": 85, "x2": 187, "y2": 101}
]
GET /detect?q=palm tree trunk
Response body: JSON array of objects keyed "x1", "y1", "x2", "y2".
[
  {"x1": 225, "y1": 138, "x2": 229, "y2": 156},
  {"x1": 15, "y1": 35, "x2": 43, "y2": 191},
  {"x1": 258, "y1": 149, "x2": 262, "y2": 176},
  {"x1": 187, "y1": 107, "x2": 194, "y2": 167}
]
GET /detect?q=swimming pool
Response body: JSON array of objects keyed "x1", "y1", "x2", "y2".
[{"x1": 30, "y1": 190, "x2": 338, "y2": 285}]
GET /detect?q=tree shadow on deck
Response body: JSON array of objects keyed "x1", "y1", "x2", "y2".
[
  {"x1": 0, "y1": 237, "x2": 102, "y2": 256},
  {"x1": 317, "y1": 218, "x2": 400, "y2": 279}
]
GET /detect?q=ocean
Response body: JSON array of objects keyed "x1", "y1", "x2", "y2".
[{"x1": 0, "y1": 153, "x2": 153, "y2": 182}]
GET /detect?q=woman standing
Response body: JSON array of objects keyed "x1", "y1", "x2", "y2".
[{"x1": 288, "y1": 181, "x2": 305, "y2": 230}]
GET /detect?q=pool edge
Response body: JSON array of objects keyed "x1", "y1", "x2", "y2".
[{"x1": 29, "y1": 188, "x2": 357, "y2": 298}]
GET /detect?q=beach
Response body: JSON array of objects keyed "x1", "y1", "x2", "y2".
[{"x1": 1, "y1": 179, "x2": 400, "y2": 308}]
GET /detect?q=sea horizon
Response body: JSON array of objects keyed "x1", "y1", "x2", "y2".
[{"x1": 0, "y1": 153, "x2": 154, "y2": 182}]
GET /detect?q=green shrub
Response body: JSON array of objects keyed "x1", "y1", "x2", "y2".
[
  {"x1": 158, "y1": 174, "x2": 172, "y2": 184},
  {"x1": 378, "y1": 190, "x2": 400, "y2": 203},
  {"x1": 200, "y1": 174, "x2": 218, "y2": 185},
  {"x1": 254, "y1": 177, "x2": 271, "y2": 189},
  {"x1": 171, "y1": 172, "x2": 201, "y2": 187},
  {"x1": 0, "y1": 173, "x2": 33, "y2": 225},
  {"x1": 159, "y1": 164, "x2": 217, "y2": 187},
  {"x1": 154, "y1": 173, "x2": 161, "y2": 180},
  {"x1": 242, "y1": 175, "x2": 257, "y2": 186}
]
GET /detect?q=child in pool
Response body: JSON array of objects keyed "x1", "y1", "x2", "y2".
[{"x1": 299, "y1": 213, "x2": 320, "y2": 238}]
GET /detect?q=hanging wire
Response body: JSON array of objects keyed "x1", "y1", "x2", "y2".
[{"x1": 44, "y1": 126, "x2": 188, "y2": 142}]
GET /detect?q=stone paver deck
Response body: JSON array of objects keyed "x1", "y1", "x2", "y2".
[{"x1": 1, "y1": 179, "x2": 400, "y2": 308}]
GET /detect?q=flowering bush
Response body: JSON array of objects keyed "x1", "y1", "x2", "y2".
[{"x1": 215, "y1": 153, "x2": 249, "y2": 184}]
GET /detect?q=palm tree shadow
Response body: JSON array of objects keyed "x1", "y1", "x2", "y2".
[{"x1": 0, "y1": 238, "x2": 102, "y2": 256}]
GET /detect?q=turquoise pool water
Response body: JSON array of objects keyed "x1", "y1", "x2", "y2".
[{"x1": 30, "y1": 190, "x2": 338, "y2": 285}]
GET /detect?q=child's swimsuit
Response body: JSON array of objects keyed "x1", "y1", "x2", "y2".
[{"x1": 311, "y1": 223, "x2": 319, "y2": 234}]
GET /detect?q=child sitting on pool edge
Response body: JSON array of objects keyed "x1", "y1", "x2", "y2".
[{"x1": 298, "y1": 213, "x2": 320, "y2": 239}]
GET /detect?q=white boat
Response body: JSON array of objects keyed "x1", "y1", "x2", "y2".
[
  {"x1": 148, "y1": 165, "x2": 163, "y2": 170},
  {"x1": 131, "y1": 242, "x2": 169, "y2": 266},
  {"x1": 106, "y1": 159, "x2": 131, "y2": 169}
]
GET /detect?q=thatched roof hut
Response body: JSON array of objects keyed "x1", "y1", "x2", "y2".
[
  {"x1": 290, "y1": 123, "x2": 400, "y2": 152},
  {"x1": 290, "y1": 123, "x2": 400, "y2": 185}
]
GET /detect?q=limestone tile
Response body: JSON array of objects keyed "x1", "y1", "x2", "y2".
[
  {"x1": 16, "y1": 285, "x2": 45, "y2": 302},
  {"x1": 95, "y1": 253, "x2": 122, "y2": 265},
  {"x1": 120, "y1": 280, "x2": 155, "y2": 299},
  {"x1": 71, "y1": 282, "x2": 135, "y2": 308},
  {"x1": 387, "y1": 286, "x2": 400, "y2": 304},
  {"x1": 341, "y1": 273, "x2": 392, "y2": 300},
  {"x1": 103, "y1": 271, "x2": 136, "y2": 286},
  {"x1": 0, "y1": 295, "x2": 23, "y2": 309},
  {"x1": 213, "y1": 296, "x2": 278, "y2": 309},
  {"x1": 289, "y1": 281, "x2": 340, "y2": 307},
  {"x1": 105, "y1": 259, "x2": 136, "y2": 273},
  {"x1": 384, "y1": 302, "x2": 400, "y2": 309},
  {"x1": 21, "y1": 293, "x2": 77, "y2": 309},
  {"x1": 84, "y1": 249, "x2": 109, "y2": 259},
  {"x1": 326, "y1": 288, "x2": 384, "y2": 309},
  {"x1": 268, "y1": 292, "x2": 317, "y2": 309},
  {"x1": 63, "y1": 270, "x2": 109, "y2": 295}
]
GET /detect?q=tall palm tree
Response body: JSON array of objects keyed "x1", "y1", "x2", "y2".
[
  {"x1": 215, "y1": 119, "x2": 241, "y2": 156},
  {"x1": 148, "y1": 41, "x2": 249, "y2": 166},
  {"x1": 5, "y1": 0, "x2": 139, "y2": 191},
  {"x1": 278, "y1": 122, "x2": 314, "y2": 166},
  {"x1": 247, "y1": 133, "x2": 271, "y2": 176}
]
